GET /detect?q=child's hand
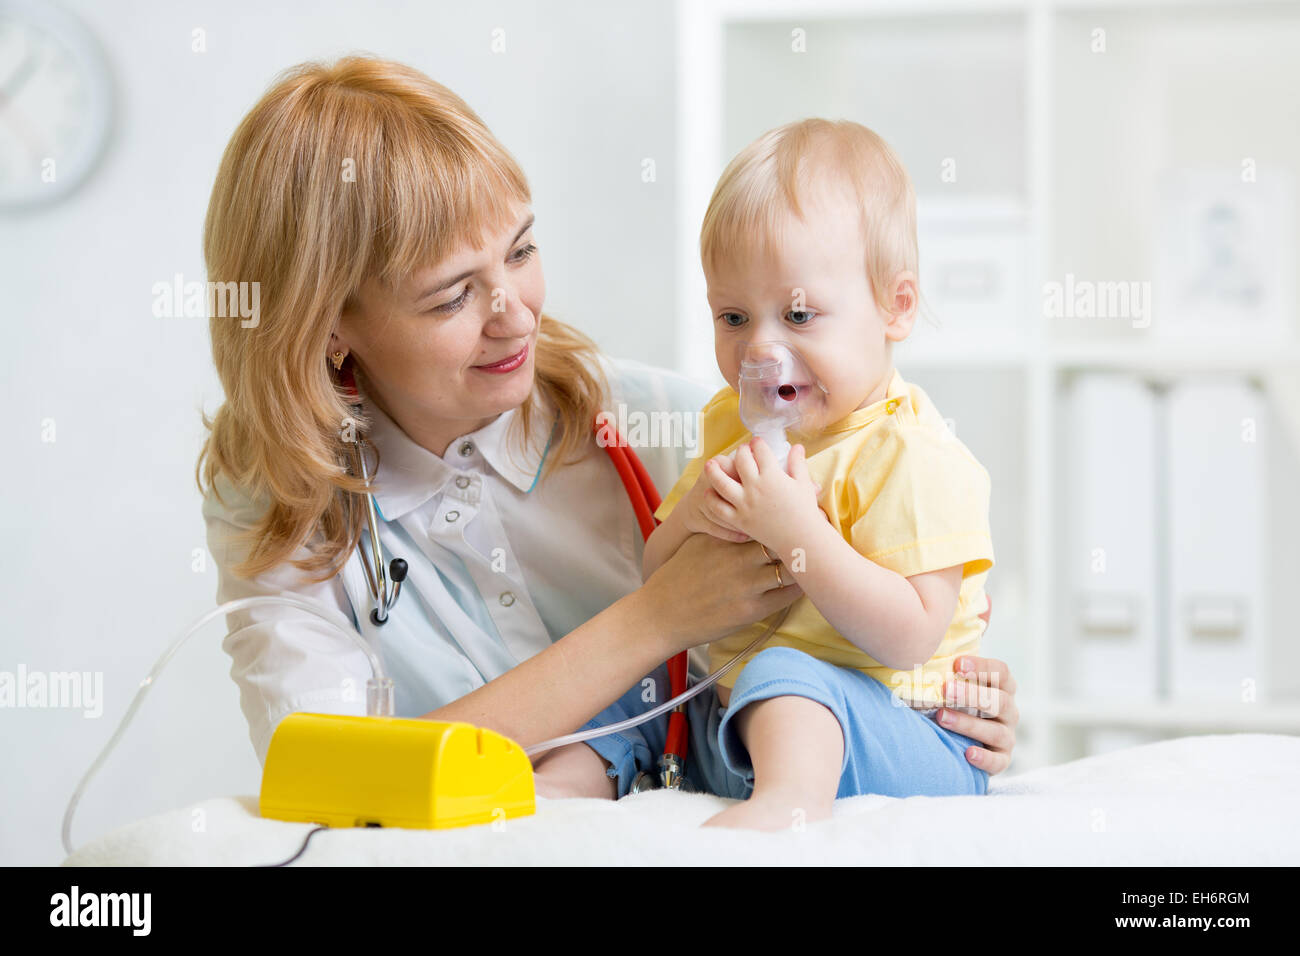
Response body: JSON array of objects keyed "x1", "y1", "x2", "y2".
[
  {"x1": 677, "y1": 452, "x2": 752, "y2": 543},
  {"x1": 705, "y1": 437, "x2": 824, "y2": 554}
]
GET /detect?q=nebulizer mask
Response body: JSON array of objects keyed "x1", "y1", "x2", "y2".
[{"x1": 737, "y1": 341, "x2": 830, "y2": 468}]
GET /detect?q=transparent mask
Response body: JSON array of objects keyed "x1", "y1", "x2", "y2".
[{"x1": 736, "y1": 341, "x2": 829, "y2": 469}]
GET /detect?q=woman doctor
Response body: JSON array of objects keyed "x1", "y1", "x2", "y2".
[{"x1": 198, "y1": 56, "x2": 1020, "y2": 802}]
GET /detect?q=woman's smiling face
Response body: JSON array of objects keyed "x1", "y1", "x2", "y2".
[
  {"x1": 333, "y1": 203, "x2": 544, "y2": 456},
  {"x1": 707, "y1": 182, "x2": 916, "y2": 435}
]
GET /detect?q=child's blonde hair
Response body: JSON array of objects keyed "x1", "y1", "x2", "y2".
[{"x1": 701, "y1": 118, "x2": 918, "y2": 317}]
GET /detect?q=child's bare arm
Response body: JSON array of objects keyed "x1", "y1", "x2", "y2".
[{"x1": 642, "y1": 508, "x2": 694, "y2": 580}]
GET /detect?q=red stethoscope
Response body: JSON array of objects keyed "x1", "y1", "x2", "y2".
[{"x1": 595, "y1": 414, "x2": 691, "y2": 791}]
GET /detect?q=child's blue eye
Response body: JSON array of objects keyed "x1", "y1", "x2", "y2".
[
  {"x1": 786, "y1": 310, "x2": 815, "y2": 326},
  {"x1": 720, "y1": 313, "x2": 746, "y2": 327}
]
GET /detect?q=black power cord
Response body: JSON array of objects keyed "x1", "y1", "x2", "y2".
[{"x1": 258, "y1": 825, "x2": 329, "y2": 867}]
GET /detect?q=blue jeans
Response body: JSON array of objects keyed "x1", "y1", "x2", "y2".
[{"x1": 580, "y1": 646, "x2": 988, "y2": 800}]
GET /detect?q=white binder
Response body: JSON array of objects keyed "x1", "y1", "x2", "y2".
[
  {"x1": 1165, "y1": 379, "x2": 1268, "y2": 704},
  {"x1": 1062, "y1": 374, "x2": 1160, "y2": 700}
]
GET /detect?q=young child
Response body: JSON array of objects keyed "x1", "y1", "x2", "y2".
[{"x1": 642, "y1": 118, "x2": 994, "y2": 830}]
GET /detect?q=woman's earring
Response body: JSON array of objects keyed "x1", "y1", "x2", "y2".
[{"x1": 331, "y1": 351, "x2": 346, "y2": 371}]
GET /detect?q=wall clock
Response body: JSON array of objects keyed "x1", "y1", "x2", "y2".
[{"x1": 0, "y1": 0, "x2": 112, "y2": 209}]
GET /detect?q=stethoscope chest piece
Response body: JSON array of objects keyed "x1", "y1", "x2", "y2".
[
  {"x1": 628, "y1": 755, "x2": 694, "y2": 794},
  {"x1": 629, "y1": 771, "x2": 661, "y2": 795}
]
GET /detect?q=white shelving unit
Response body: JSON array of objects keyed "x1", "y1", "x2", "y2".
[{"x1": 676, "y1": 0, "x2": 1300, "y2": 772}]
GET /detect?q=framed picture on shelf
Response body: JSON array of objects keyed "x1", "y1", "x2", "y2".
[{"x1": 1152, "y1": 169, "x2": 1295, "y2": 343}]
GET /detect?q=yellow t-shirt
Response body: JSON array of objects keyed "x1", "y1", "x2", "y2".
[{"x1": 654, "y1": 367, "x2": 994, "y2": 708}]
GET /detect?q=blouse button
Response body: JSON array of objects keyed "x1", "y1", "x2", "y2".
[
  {"x1": 458, "y1": 440, "x2": 475, "y2": 457},
  {"x1": 445, "y1": 510, "x2": 460, "y2": 522},
  {"x1": 499, "y1": 591, "x2": 516, "y2": 607},
  {"x1": 886, "y1": 399, "x2": 899, "y2": 415},
  {"x1": 455, "y1": 475, "x2": 470, "y2": 489}
]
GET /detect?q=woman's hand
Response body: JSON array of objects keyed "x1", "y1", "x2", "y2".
[
  {"x1": 677, "y1": 453, "x2": 751, "y2": 543},
  {"x1": 638, "y1": 531, "x2": 802, "y2": 655},
  {"x1": 936, "y1": 650, "x2": 1019, "y2": 776}
]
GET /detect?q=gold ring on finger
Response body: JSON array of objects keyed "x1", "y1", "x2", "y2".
[
  {"x1": 759, "y1": 543, "x2": 774, "y2": 563},
  {"x1": 772, "y1": 562, "x2": 786, "y2": 588}
]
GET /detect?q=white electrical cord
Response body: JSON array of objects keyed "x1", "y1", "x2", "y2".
[
  {"x1": 522, "y1": 604, "x2": 792, "y2": 758},
  {"x1": 60, "y1": 594, "x2": 390, "y2": 858}
]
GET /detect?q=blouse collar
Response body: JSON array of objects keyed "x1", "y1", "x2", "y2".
[{"x1": 358, "y1": 382, "x2": 558, "y2": 521}]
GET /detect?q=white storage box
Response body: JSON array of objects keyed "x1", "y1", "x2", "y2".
[
  {"x1": 1062, "y1": 374, "x2": 1160, "y2": 701},
  {"x1": 1165, "y1": 378, "x2": 1268, "y2": 704}
]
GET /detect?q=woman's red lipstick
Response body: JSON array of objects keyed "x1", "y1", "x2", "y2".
[{"x1": 473, "y1": 343, "x2": 529, "y2": 374}]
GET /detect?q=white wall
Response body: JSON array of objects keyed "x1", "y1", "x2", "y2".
[{"x1": 0, "y1": 0, "x2": 679, "y2": 865}]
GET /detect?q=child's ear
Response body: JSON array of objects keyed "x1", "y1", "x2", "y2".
[{"x1": 882, "y1": 270, "x2": 919, "y2": 343}]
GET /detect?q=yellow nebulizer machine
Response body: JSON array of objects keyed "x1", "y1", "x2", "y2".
[
  {"x1": 61, "y1": 594, "x2": 540, "y2": 857},
  {"x1": 259, "y1": 713, "x2": 535, "y2": 830}
]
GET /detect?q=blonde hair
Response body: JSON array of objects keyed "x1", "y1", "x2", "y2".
[
  {"x1": 700, "y1": 118, "x2": 919, "y2": 316},
  {"x1": 197, "y1": 56, "x2": 608, "y2": 583}
]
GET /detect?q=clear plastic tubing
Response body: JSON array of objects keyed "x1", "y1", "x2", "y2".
[{"x1": 522, "y1": 604, "x2": 791, "y2": 758}]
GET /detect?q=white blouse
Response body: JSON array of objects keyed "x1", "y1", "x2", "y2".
[{"x1": 202, "y1": 355, "x2": 713, "y2": 764}]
